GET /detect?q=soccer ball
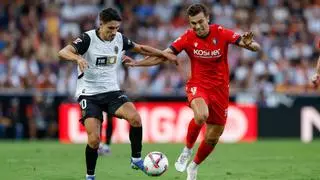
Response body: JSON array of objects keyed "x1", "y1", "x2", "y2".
[{"x1": 143, "y1": 151, "x2": 169, "y2": 176}]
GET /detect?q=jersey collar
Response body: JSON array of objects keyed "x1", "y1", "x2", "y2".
[{"x1": 95, "y1": 29, "x2": 114, "y2": 42}]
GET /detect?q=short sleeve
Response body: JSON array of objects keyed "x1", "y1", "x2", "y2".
[
  {"x1": 169, "y1": 32, "x2": 188, "y2": 55},
  {"x1": 71, "y1": 33, "x2": 90, "y2": 55},
  {"x1": 219, "y1": 26, "x2": 241, "y2": 44},
  {"x1": 122, "y1": 35, "x2": 135, "y2": 51}
]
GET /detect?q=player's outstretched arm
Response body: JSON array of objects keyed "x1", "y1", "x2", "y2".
[
  {"x1": 58, "y1": 45, "x2": 88, "y2": 72},
  {"x1": 123, "y1": 56, "x2": 165, "y2": 67},
  {"x1": 123, "y1": 48, "x2": 177, "y2": 67},
  {"x1": 237, "y1": 32, "x2": 261, "y2": 52},
  {"x1": 132, "y1": 44, "x2": 177, "y2": 63},
  {"x1": 311, "y1": 55, "x2": 320, "y2": 87}
]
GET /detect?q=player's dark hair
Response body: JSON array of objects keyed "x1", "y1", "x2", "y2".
[
  {"x1": 99, "y1": 8, "x2": 122, "y2": 23},
  {"x1": 187, "y1": 3, "x2": 209, "y2": 17}
]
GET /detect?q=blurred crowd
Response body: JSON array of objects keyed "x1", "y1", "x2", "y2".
[
  {"x1": 0, "y1": 0, "x2": 319, "y2": 99},
  {"x1": 0, "y1": 93, "x2": 57, "y2": 139}
]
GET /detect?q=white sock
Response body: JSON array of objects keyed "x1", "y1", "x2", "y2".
[
  {"x1": 131, "y1": 157, "x2": 142, "y2": 162},
  {"x1": 189, "y1": 161, "x2": 198, "y2": 170},
  {"x1": 183, "y1": 146, "x2": 192, "y2": 153},
  {"x1": 86, "y1": 174, "x2": 95, "y2": 177}
]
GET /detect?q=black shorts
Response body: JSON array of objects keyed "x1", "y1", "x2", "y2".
[{"x1": 77, "y1": 91, "x2": 130, "y2": 125}]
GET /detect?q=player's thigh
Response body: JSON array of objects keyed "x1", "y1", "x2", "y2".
[
  {"x1": 186, "y1": 85, "x2": 209, "y2": 122},
  {"x1": 190, "y1": 97, "x2": 209, "y2": 123},
  {"x1": 114, "y1": 102, "x2": 141, "y2": 126},
  {"x1": 205, "y1": 124, "x2": 224, "y2": 144},
  {"x1": 114, "y1": 101, "x2": 136, "y2": 118}
]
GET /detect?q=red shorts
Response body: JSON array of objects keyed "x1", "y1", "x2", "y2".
[{"x1": 186, "y1": 84, "x2": 229, "y2": 125}]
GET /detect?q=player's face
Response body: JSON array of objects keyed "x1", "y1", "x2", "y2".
[
  {"x1": 188, "y1": 12, "x2": 210, "y2": 37},
  {"x1": 100, "y1": 20, "x2": 121, "y2": 41}
]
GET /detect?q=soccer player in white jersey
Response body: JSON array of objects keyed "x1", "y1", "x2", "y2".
[{"x1": 58, "y1": 8, "x2": 177, "y2": 180}]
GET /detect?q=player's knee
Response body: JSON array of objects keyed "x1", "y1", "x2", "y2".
[
  {"x1": 195, "y1": 113, "x2": 209, "y2": 125},
  {"x1": 128, "y1": 112, "x2": 142, "y2": 127},
  {"x1": 87, "y1": 134, "x2": 100, "y2": 148}
]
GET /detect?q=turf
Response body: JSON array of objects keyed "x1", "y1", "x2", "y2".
[{"x1": 0, "y1": 140, "x2": 319, "y2": 180}]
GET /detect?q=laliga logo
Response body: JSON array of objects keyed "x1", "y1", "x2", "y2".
[
  {"x1": 59, "y1": 103, "x2": 256, "y2": 143},
  {"x1": 193, "y1": 49, "x2": 221, "y2": 57}
]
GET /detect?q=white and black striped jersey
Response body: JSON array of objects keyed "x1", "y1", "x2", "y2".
[{"x1": 71, "y1": 29, "x2": 134, "y2": 98}]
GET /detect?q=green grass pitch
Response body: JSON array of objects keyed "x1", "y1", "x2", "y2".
[{"x1": 0, "y1": 140, "x2": 319, "y2": 180}]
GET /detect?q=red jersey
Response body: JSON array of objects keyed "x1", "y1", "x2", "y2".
[{"x1": 170, "y1": 24, "x2": 241, "y2": 90}]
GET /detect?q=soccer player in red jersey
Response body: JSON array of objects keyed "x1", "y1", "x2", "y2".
[{"x1": 124, "y1": 3, "x2": 261, "y2": 180}]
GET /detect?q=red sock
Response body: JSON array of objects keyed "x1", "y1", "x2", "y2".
[
  {"x1": 186, "y1": 119, "x2": 203, "y2": 149},
  {"x1": 193, "y1": 140, "x2": 214, "y2": 164},
  {"x1": 194, "y1": 140, "x2": 215, "y2": 165}
]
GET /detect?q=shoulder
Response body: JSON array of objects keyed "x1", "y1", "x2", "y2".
[
  {"x1": 71, "y1": 31, "x2": 92, "y2": 55},
  {"x1": 116, "y1": 32, "x2": 125, "y2": 42},
  {"x1": 211, "y1": 24, "x2": 237, "y2": 37},
  {"x1": 84, "y1": 29, "x2": 96, "y2": 37},
  {"x1": 118, "y1": 32, "x2": 135, "y2": 50},
  {"x1": 213, "y1": 24, "x2": 236, "y2": 33},
  {"x1": 210, "y1": 24, "x2": 223, "y2": 32},
  {"x1": 77, "y1": 30, "x2": 93, "y2": 45},
  {"x1": 116, "y1": 32, "x2": 123, "y2": 38},
  {"x1": 185, "y1": 29, "x2": 193, "y2": 37},
  {"x1": 178, "y1": 29, "x2": 193, "y2": 41},
  {"x1": 85, "y1": 29, "x2": 96, "y2": 34}
]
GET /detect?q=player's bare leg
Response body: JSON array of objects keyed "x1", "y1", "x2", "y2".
[
  {"x1": 84, "y1": 118, "x2": 102, "y2": 180},
  {"x1": 175, "y1": 98, "x2": 208, "y2": 172},
  {"x1": 187, "y1": 124, "x2": 224, "y2": 180},
  {"x1": 115, "y1": 102, "x2": 145, "y2": 173}
]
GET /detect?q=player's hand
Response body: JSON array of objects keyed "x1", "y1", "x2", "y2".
[
  {"x1": 311, "y1": 73, "x2": 320, "y2": 88},
  {"x1": 162, "y1": 52, "x2": 178, "y2": 65},
  {"x1": 77, "y1": 58, "x2": 88, "y2": 72},
  {"x1": 242, "y1": 32, "x2": 254, "y2": 46},
  {"x1": 122, "y1": 55, "x2": 136, "y2": 67}
]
